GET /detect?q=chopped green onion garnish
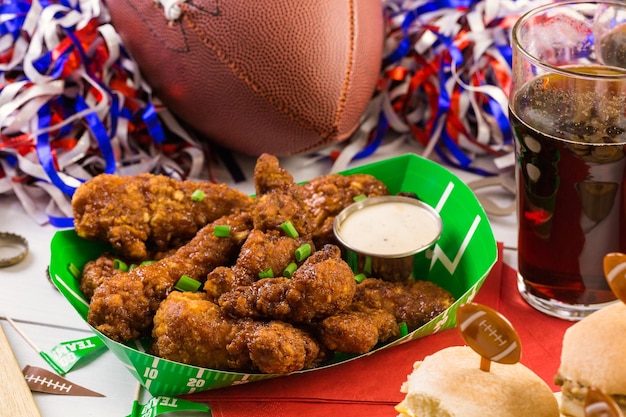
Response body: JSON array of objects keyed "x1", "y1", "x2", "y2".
[
  {"x1": 280, "y1": 221, "x2": 299, "y2": 238},
  {"x1": 67, "y1": 263, "x2": 81, "y2": 279},
  {"x1": 140, "y1": 260, "x2": 156, "y2": 266},
  {"x1": 354, "y1": 273, "x2": 367, "y2": 283},
  {"x1": 191, "y1": 189, "x2": 206, "y2": 202},
  {"x1": 258, "y1": 268, "x2": 274, "y2": 278},
  {"x1": 174, "y1": 275, "x2": 202, "y2": 292},
  {"x1": 113, "y1": 259, "x2": 128, "y2": 272},
  {"x1": 294, "y1": 243, "x2": 312, "y2": 262},
  {"x1": 353, "y1": 194, "x2": 367, "y2": 202},
  {"x1": 213, "y1": 225, "x2": 231, "y2": 237},
  {"x1": 128, "y1": 264, "x2": 138, "y2": 271},
  {"x1": 283, "y1": 262, "x2": 297, "y2": 278},
  {"x1": 399, "y1": 322, "x2": 408, "y2": 337}
]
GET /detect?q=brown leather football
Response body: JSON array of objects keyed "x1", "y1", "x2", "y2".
[{"x1": 105, "y1": 0, "x2": 384, "y2": 156}]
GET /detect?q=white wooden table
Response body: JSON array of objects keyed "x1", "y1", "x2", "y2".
[{"x1": 0, "y1": 147, "x2": 519, "y2": 416}]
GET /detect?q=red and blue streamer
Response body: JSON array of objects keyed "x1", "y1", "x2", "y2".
[
  {"x1": 332, "y1": 0, "x2": 551, "y2": 174},
  {"x1": 0, "y1": 0, "x2": 203, "y2": 224}
]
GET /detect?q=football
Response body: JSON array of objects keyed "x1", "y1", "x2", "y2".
[{"x1": 105, "y1": 0, "x2": 384, "y2": 156}]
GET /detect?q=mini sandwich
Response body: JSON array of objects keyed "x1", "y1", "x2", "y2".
[
  {"x1": 555, "y1": 302, "x2": 626, "y2": 417},
  {"x1": 396, "y1": 346, "x2": 560, "y2": 417}
]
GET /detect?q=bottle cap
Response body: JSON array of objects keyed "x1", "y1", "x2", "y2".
[{"x1": 0, "y1": 232, "x2": 29, "y2": 267}]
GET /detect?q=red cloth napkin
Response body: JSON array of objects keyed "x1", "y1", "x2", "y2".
[{"x1": 186, "y1": 244, "x2": 574, "y2": 417}]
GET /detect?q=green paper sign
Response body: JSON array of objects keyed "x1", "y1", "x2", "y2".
[
  {"x1": 127, "y1": 395, "x2": 210, "y2": 417},
  {"x1": 41, "y1": 335, "x2": 106, "y2": 374}
]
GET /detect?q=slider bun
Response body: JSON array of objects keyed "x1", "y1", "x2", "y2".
[
  {"x1": 396, "y1": 346, "x2": 559, "y2": 417},
  {"x1": 559, "y1": 302, "x2": 626, "y2": 395}
]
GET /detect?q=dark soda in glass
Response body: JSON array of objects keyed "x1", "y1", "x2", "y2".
[{"x1": 511, "y1": 66, "x2": 626, "y2": 307}]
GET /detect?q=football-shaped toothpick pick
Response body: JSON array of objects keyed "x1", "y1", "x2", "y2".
[
  {"x1": 603, "y1": 253, "x2": 626, "y2": 304},
  {"x1": 456, "y1": 303, "x2": 522, "y2": 372},
  {"x1": 585, "y1": 387, "x2": 624, "y2": 417}
]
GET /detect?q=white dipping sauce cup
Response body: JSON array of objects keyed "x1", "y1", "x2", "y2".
[{"x1": 333, "y1": 195, "x2": 443, "y2": 281}]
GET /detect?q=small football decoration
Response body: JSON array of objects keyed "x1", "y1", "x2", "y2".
[
  {"x1": 603, "y1": 252, "x2": 626, "y2": 304},
  {"x1": 585, "y1": 387, "x2": 624, "y2": 417},
  {"x1": 457, "y1": 302, "x2": 522, "y2": 372},
  {"x1": 105, "y1": 0, "x2": 384, "y2": 156}
]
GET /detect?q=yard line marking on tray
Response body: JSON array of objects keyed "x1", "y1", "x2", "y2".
[
  {"x1": 431, "y1": 214, "x2": 481, "y2": 275},
  {"x1": 54, "y1": 274, "x2": 89, "y2": 307},
  {"x1": 434, "y1": 181, "x2": 454, "y2": 213},
  {"x1": 133, "y1": 340, "x2": 147, "y2": 353}
]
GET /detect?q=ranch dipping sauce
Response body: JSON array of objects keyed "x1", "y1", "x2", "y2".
[{"x1": 334, "y1": 196, "x2": 442, "y2": 257}]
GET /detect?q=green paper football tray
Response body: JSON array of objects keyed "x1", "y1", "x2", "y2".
[{"x1": 49, "y1": 153, "x2": 497, "y2": 396}]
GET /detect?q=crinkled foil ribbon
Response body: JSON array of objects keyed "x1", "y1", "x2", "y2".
[{"x1": 0, "y1": 0, "x2": 551, "y2": 224}]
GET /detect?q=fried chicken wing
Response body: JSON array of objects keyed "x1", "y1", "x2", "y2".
[
  {"x1": 87, "y1": 212, "x2": 252, "y2": 342},
  {"x1": 218, "y1": 245, "x2": 356, "y2": 323},
  {"x1": 204, "y1": 229, "x2": 313, "y2": 300},
  {"x1": 252, "y1": 191, "x2": 314, "y2": 238},
  {"x1": 152, "y1": 291, "x2": 326, "y2": 374},
  {"x1": 253, "y1": 153, "x2": 295, "y2": 195},
  {"x1": 299, "y1": 173, "x2": 389, "y2": 247},
  {"x1": 203, "y1": 267, "x2": 240, "y2": 301},
  {"x1": 234, "y1": 230, "x2": 312, "y2": 279},
  {"x1": 232, "y1": 320, "x2": 327, "y2": 374},
  {"x1": 80, "y1": 253, "x2": 118, "y2": 301},
  {"x1": 251, "y1": 154, "x2": 313, "y2": 237},
  {"x1": 80, "y1": 249, "x2": 178, "y2": 301},
  {"x1": 152, "y1": 292, "x2": 246, "y2": 370},
  {"x1": 351, "y1": 278, "x2": 455, "y2": 331},
  {"x1": 72, "y1": 173, "x2": 253, "y2": 260},
  {"x1": 318, "y1": 307, "x2": 399, "y2": 354}
]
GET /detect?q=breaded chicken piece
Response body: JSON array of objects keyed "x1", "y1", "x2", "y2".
[
  {"x1": 232, "y1": 320, "x2": 327, "y2": 374},
  {"x1": 87, "y1": 212, "x2": 252, "y2": 342},
  {"x1": 233, "y1": 230, "x2": 312, "y2": 280},
  {"x1": 152, "y1": 291, "x2": 326, "y2": 374},
  {"x1": 251, "y1": 154, "x2": 314, "y2": 238},
  {"x1": 251, "y1": 191, "x2": 314, "y2": 238},
  {"x1": 203, "y1": 267, "x2": 240, "y2": 302},
  {"x1": 318, "y1": 307, "x2": 399, "y2": 354},
  {"x1": 80, "y1": 253, "x2": 119, "y2": 301},
  {"x1": 253, "y1": 153, "x2": 296, "y2": 195},
  {"x1": 351, "y1": 278, "x2": 455, "y2": 331},
  {"x1": 203, "y1": 229, "x2": 313, "y2": 300},
  {"x1": 218, "y1": 245, "x2": 356, "y2": 323},
  {"x1": 72, "y1": 173, "x2": 253, "y2": 260},
  {"x1": 299, "y1": 173, "x2": 389, "y2": 248},
  {"x1": 80, "y1": 249, "x2": 177, "y2": 301},
  {"x1": 203, "y1": 153, "x2": 317, "y2": 301}
]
